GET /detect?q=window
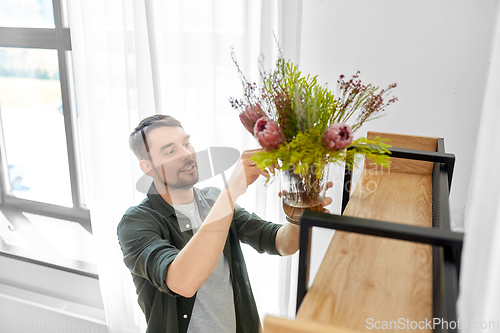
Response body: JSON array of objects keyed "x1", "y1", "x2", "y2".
[{"x1": 0, "y1": 0, "x2": 90, "y2": 233}]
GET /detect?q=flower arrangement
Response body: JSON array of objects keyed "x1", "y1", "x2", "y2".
[
  {"x1": 229, "y1": 52, "x2": 397, "y2": 179},
  {"x1": 230, "y1": 50, "x2": 397, "y2": 222}
]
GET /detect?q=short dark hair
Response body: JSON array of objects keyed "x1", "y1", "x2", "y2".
[{"x1": 129, "y1": 114, "x2": 183, "y2": 160}]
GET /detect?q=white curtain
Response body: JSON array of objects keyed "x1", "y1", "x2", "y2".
[
  {"x1": 457, "y1": 7, "x2": 500, "y2": 333},
  {"x1": 68, "y1": 0, "x2": 153, "y2": 332},
  {"x1": 69, "y1": 0, "x2": 302, "y2": 331}
]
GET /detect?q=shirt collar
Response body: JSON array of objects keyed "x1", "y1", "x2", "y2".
[{"x1": 146, "y1": 182, "x2": 207, "y2": 219}]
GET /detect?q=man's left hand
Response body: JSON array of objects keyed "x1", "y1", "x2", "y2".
[{"x1": 278, "y1": 181, "x2": 334, "y2": 213}]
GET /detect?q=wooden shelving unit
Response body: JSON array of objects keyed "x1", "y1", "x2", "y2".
[{"x1": 264, "y1": 132, "x2": 462, "y2": 333}]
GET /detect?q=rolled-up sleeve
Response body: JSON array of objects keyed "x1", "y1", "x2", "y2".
[
  {"x1": 200, "y1": 186, "x2": 283, "y2": 256},
  {"x1": 232, "y1": 205, "x2": 283, "y2": 256},
  {"x1": 117, "y1": 209, "x2": 180, "y2": 296}
]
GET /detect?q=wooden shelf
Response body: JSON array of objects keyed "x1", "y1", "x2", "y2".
[{"x1": 264, "y1": 316, "x2": 360, "y2": 333}]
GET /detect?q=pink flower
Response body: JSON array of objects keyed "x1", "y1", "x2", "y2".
[
  {"x1": 254, "y1": 117, "x2": 284, "y2": 150},
  {"x1": 322, "y1": 123, "x2": 353, "y2": 151},
  {"x1": 239, "y1": 104, "x2": 265, "y2": 134}
]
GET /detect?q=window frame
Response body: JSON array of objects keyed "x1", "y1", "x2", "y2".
[{"x1": 0, "y1": 0, "x2": 91, "y2": 233}]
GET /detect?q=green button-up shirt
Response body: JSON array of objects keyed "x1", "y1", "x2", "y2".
[{"x1": 117, "y1": 184, "x2": 282, "y2": 333}]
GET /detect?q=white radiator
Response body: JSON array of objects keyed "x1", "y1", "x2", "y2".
[{"x1": 0, "y1": 283, "x2": 108, "y2": 333}]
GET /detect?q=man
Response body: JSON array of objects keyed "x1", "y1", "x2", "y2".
[{"x1": 117, "y1": 115, "x2": 332, "y2": 333}]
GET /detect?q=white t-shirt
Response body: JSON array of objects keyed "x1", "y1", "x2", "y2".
[{"x1": 172, "y1": 201, "x2": 236, "y2": 333}]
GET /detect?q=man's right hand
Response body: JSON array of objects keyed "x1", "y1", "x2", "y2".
[{"x1": 227, "y1": 149, "x2": 268, "y2": 198}]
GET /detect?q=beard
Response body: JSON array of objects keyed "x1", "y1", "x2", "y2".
[{"x1": 158, "y1": 158, "x2": 199, "y2": 190}]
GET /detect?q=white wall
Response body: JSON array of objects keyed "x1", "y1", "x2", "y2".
[
  {"x1": 298, "y1": 0, "x2": 499, "y2": 230},
  {"x1": 458, "y1": 5, "x2": 500, "y2": 328}
]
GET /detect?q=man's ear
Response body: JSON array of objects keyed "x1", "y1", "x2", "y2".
[{"x1": 139, "y1": 159, "x2": 155, "y2": 177}]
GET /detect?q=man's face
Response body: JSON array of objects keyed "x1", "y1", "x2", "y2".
[{"x1": 145, "y1": 126, "x2": 199, "y2": 189}]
